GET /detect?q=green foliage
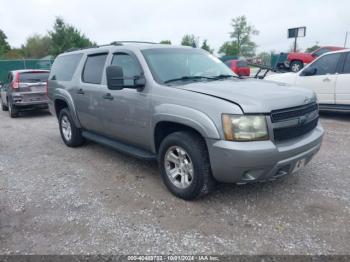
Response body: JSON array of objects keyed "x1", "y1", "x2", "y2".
[
  {"x1": 0, "y1": 29, "x2": 11, "y2": 58},
  {"x1": 201, "y1": 39, "x2": 214, "y2": 53},
  {"x1": 228, "y1": 16, "x2": 259, "y2": 57},
  {"x1": 181, "y1": 34, "x2": 197, "y2": 47},
  {"x1": 22, "y1": 34, "x2": 51, "y2": 58},
  {"x1": 305, "y1": 44, "x2": 321, "y2": 53},
  {"x1": 48, "y1": 17, "x2": 95, "y2": 56},
  {"x1": 219, "y1": 41, "x2": 239, "y2": 56},
  {"x1": 160, "y1": 40, "x2": 172, "y2": 45}
]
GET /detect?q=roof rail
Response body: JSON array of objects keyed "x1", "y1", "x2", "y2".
[
  {"x1": 110, "y1": 41, "x2": 158, "y2": 45},
  {"x1": 64, "y1": 41, "x2": 158, "y2": 53}
]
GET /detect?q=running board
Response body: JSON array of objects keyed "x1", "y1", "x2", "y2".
[{"x1": 82, "y1": 131, "x2": 157, "y2": 161}]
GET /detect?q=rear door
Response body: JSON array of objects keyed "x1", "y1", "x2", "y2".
[
  {"x1": 335, "y1": 52, "x2": 350, "y2": 105},
  {"x1": 75, "y1": 52, "x2": 108, "y2": 134},
  {"x1": 296, "y1": 53, "x2": 342, "y2": 104}
]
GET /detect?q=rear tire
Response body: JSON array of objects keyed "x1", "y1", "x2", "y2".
[
  {"x1": 158, "y1": 131, "x2": 215, "y2": 200},
  {"x1": 59, "y1": 108, "x2": 84, "y2": 147},
  {"x1": 290, "y1": 60, "x2": 303, "y2": 72},
  {"x1": 8, "y1": 100, "x2": 18, "y2": 118}
]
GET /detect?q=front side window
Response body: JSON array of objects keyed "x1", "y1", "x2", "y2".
[
  {"x1": 142, "y1": 48, "x2": 234, "y2": 84},
  {"x1": 307, "y1": 53, "x2": 341, "y2": 76},
  {"x1": 111, "y1": 53, "x2": 142, "y2": 86},
  {"x1": 82, "y1": 53, "x2": 108, "y2": 84}
]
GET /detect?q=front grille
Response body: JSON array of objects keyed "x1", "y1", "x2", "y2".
[
  {"x1": 271, "y1": 103, "x2": 319, "y2": 141},
  {"x1": 273, "y1": 117, "x2": 318, "y2": 141},
  {"x1": 271, "y1": 103, "x2": 318, "y2": 123}
]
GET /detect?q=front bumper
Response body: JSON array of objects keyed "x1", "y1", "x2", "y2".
[{"x1": 206, "y1": 123, "x2": 324, "y2": 183}]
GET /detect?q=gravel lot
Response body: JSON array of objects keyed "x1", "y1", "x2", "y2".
[{"x1": 0, "y1": 109, "x2": 349, "y2": 255}]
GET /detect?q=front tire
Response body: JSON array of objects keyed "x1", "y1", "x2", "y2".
[
  {"x1": 290, "y1": 60, "x2": 303, "y2": 72},
  {"x1": 158, "y1": 131, "x2": 215, "y2": 200},
  {"x1": 59, "y1": 108, "x2": 84, "y2": 147}
]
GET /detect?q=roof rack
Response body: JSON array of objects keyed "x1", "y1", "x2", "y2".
[
  {"x1": 64, "y1": 41, "x2": 158, "y2": 53},
  {"x1": 110, "y1": 41, "x2": 158, "y2": 45}
]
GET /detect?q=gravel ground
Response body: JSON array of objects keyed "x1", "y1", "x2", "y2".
[{"x1": 0, "y1": 109, "x2": 349, "y2": 255}]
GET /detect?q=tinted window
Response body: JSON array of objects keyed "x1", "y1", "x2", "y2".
[
  {"x1": 307, "y1": 53, "x2": 341, "y2": 75},
  {"x1": 19, "y1": 72, "x2": 49, "y2": 83},
  {"x1": 342, "y1": 53, "x2": 350, "y2": 74},
  {"x1": 111, "y1": 53, "x2": 142, "y2": 86},
  {"x1": 237, "y1": 60, "x2": 248, "y2": 67},
  {"x1": 82, "y1": 53, "x2": 108, "y2": 84},
  {"x1": 51, "y1": 53, "x2": 83, "y2": 81}
]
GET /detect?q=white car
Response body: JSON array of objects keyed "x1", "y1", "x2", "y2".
[{"x1": 266, "y1": 49, "x2": 350, "y2": 111}]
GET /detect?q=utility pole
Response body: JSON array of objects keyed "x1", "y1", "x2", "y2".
[
  {"x1": 294, "y1": 36, "x2": 298, "y2": 52},
  {"x1": 344, "y1": 32, "x2": 349, "y2": 48}
]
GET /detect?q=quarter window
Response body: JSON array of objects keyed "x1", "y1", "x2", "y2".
[
  {"x1": 82, "y1": 53, "x2": 108, "y2": 84},
  {"x1": 50, "y1": 53, "x2": 83, "y2": 81},
  {"x1": 307, "y1": 53, "x2": 341, "y2": 76}
]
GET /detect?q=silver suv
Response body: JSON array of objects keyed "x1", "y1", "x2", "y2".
[{"x1": 47, "y1": 42, "x2": 324, "y2": 200}]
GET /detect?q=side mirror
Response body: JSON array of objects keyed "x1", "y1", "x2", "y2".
[
  {"x1": 106, "y1": 65, "x2": 146, "y2": 90},
  {"x1": 106, "y1": 65, "x2": 124, "y2": 90},
  {"x1": 301, "y1": 67, "x2": 317, "y2": 76}
]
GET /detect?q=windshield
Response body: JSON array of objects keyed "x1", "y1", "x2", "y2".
[{"x1": 142, "y1": 48, "x2": 235, "y2": 84}]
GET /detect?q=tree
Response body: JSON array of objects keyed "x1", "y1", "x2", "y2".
[
  {"x1": 22, "y1": 34, "x2": 51, "y2": 58},
  {"x1": 229, "y1": 16, "x2": 259, "y2": 57},
  {"x1": 201, "y1": 39, "x2": 214, "y2": 53},
  {"x1": 160, "y1": 40, "x2": 172, "y2": 45},
  {"x1": 0, "y1": 29, "x2": 11, "y2": 58},
  {"x1": 181, "y1": 34, "x2": 197, "y2": 47},
  {"x1": 218, "y1": 41, "x2": 239, "y2": 56},
  {"x1": 2, "y1": 49, "x2": 24, "y2": 59},
  {"x1": 305, "y1": 44, "x2": 320, "y2": 53},
  {"x1": 48, "y1": 17, "x2": 95, "y2": 56}
]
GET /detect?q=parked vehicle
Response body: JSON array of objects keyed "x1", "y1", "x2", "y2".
[
  {"x1": 0, "y1": 70, "x2": 50, "y2": 117},
  {"x1": 47, "y1": 42, "x2": 324, "y2": 200},
  {"x1": 225, "y1": 59, "x2": 250, "y2": 76},
  {"x1": 287, "y1": 46, "x2": 344, "y2": 72},
  {"x1": 265, "y1": 49, "x2": 350, "y2": 112}
]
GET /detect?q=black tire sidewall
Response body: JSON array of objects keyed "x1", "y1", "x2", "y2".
[
  {"x1": 291, "y1": 61, "x2": 303, "y2": 72},
  {"x1": 8, "y1": 100, "x2": 17, "y2": 117},
  {"x1": 158, "y1": 132, "x2": 209, "y2": 200},
  {"x1": 58, "y1": 108, "x2": 83, "y2": 147}
]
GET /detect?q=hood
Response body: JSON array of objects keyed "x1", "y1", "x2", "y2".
[
  {"x1": 177, "y1": 78, "x2": 316, "y2": 113},
  {"x1": 264, "y1": 72, "x2": 297, "y2": 84}
]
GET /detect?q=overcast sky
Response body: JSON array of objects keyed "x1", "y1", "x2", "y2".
[{"x1": 1, "y1": 0, "x2": 349, "y2": 54}]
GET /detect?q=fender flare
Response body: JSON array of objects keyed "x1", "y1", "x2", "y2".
[{"x1": 53, "y1": 89, "x2": 82, "y2": 128}]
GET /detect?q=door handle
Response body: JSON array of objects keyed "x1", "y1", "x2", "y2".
[
  {"x1": 76, "y1": 88, "x2": 85, "y2": 94},
  {"x1": 103, "y1": 93, "x2": 114, "y2": 100},
  {"x1": 323, "y1": 78, "x2": 331, "y2": 82}
]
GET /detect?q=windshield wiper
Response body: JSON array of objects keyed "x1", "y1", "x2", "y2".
[
  {"x1": 164, "y1": 76, "x2": 215, "y2": 84},
  {"x1": 211, "y1": 74, "x2": 239, "y2": 80}
]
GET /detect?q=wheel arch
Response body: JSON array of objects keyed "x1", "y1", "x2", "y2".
[{"x1": 53, "y1": 90, "x2": 81, "y2": 128}]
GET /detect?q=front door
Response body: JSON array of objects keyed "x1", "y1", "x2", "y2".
[
  {"x1": 102, "y1": 52, "x2": 151, "y2": 149},
  {"x1": 296, "y1": 52, "x2": 342, "y2": 104},
  {"x1": 335, "y1": 52, "x2": 350, "y2": 105}
]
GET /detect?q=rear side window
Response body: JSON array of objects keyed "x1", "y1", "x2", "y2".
[
  {"x1": 237, "y1": 61, "x2": 248, "y2": 67},
  {"x1": 19, "y1": 72, "x2": 49, "y2": 83},
  {"x1": 50, "y1": 53, "x2": 83, "y2": 81},
  {"x1": 82, "y1": 53, "x2": 108, "y2": 84},
  {"x1": 342, "y1": 53, "x2": 350, "y2": 74}
]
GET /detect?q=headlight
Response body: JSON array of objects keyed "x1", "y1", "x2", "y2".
[{"x1": 222, "y1": 114, "x2": 269, "y2": 141}]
